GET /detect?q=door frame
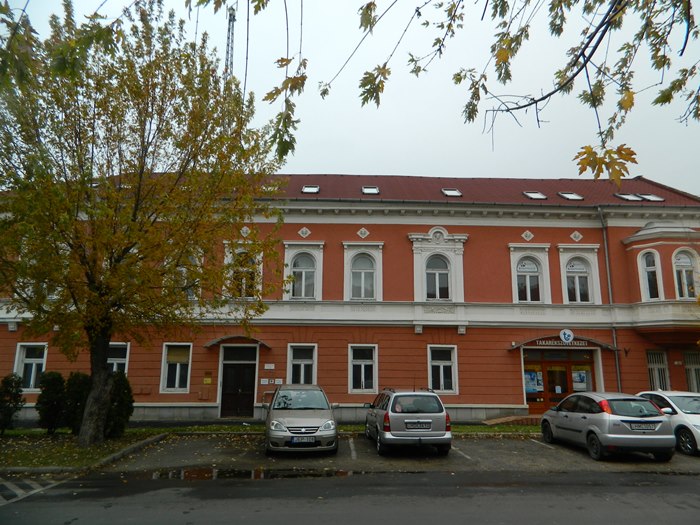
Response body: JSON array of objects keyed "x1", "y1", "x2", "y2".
[
  {"x1": 218, "y1": 343, "x2": 260, "y2": 418},
  {"x1": 521, "y1": 344, "x2": 604, "y2": 413}
]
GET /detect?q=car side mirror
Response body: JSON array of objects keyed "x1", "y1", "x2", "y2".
[
  {"x1": 363, "y1": 402, "x2": 372, "y2": 409},
  {"x1": 661, "y1": 407, "x2": 674, "y2": 415},
  {"x1": 262, "y1": 402, "x2": 269, "y2": 411}
]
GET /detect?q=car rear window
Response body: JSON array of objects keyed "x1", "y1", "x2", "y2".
[
  {"x1": 391, "y1": 395, "x2": 443, "y2": 414},
  {"x1": 608, "y1": 399, "x2": 662, "y2": 417}
]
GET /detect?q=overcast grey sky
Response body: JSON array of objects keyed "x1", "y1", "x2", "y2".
[{"x1": 16, "y1": 0, "x2": 700, "y2": 196}]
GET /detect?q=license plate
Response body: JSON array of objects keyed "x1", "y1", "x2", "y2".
[
  {"x1": 291, "y1": 436, "x2": 315, "y2": 443},
  {"x1": 406, "y1": 422, "x2": 431, "y2": 430},
  {"x1": 630, "y1": 423, "x2": 656, "y2": 431}
]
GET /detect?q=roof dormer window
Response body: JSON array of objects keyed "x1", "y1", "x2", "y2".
[
  {"x1": 637, "y1": 193, "x2": 665, "y2": 202},
  {"x1": 558, "y1": 191, "x2": 584, "y2": 201},
  {"x1": 614, "y1": 193, "x2": 644, "y2": 201},
  {"x1": 441, "y1": 188, "x2": 462, "y2": 197},
  {"x1": 362, "y1": 186, "x2": 380, "y2": 195},
  {"x1": 523, "y1": 191, "x2": 547, "y2": 200},
  {"x1": 301, "y1": 185, "x2": 320, "y2": 194}
]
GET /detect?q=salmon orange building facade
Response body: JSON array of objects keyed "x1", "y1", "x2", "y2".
[{"x1": 4, "y1": 174, "x2": 700, "y2": 423}]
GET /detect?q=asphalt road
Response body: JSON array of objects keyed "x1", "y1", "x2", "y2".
[{"x1": 2, "y1": 433, "x2": 700, "y2": 524}]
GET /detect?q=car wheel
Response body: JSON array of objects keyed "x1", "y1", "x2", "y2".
[
  {"x1": 436, "y1": 444, "x2": 451, "y2": 456},
  {"x1": 376, "y1": 434, "x2": 389, "y2": 456},
  {"x1": 541, "y1": 420, "x2": 555, "y2": 444},
  {"x1": 653, "y1": 449, "x2": 674, "y2": 462},
  {"x1": 676, "y1": 427, "x2": 698, "y2": 455},
  {"x1": 586, "y1": 433, "x2": 605, "y2": 461}
]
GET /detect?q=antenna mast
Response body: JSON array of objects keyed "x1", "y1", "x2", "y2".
[{"x1": 224, "y1": 3, "x2": 237, "y2": 80}]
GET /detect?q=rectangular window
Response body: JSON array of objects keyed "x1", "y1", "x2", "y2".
[
  {"x1": 15, "y1": 344, "x2": 47, "y2": 390},
  {"x1": 647, "y1": 351, "x2": 670, "y2": 390},
  {"x1": 429, "y1": 346, "x2": 457, "y2": 393},
  {"x1": 107, "y1": 343, "x2": 129, "y2": 374},
  {"x1": 162, "y1": 343, "x2": 192, "y2": 392},
  {"x1": 289, "y1": 345, "x2": 316, "y2": 384},
  {"x1": 349, "y1": 345, "x2": 377, "y2": 393},
  {"x1": 685, "y1": 352, "x2": 700, "y2": 392}
]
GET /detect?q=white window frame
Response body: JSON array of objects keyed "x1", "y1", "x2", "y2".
[
  {"x1": 160, "y1": 343, "x2": 192, "y2": 393},
  {"x1": 428, "y1": 345, "x2": 458, "y2": 394},
  {"x1": 108, "y1": 342, "x2": 130, "y2": 374},
  {"x1": 509, "y1": 244, "x2": 551, "y2": 304},
  {"x1": 343, "y1": 242, "x2": 384, "y2": 301},
  {"x1": 348, "y1": 344, "x2": 378, "y2": 394},
  {"x1": 638, "y1": 250, "x2": 664, "y2": 301},
  {"x1": 283, "y1": 242, "x2": 324, "y2": 300},
  {"x1": 672, "y1": 248, "x2": 698, "y2": 300},
  {"x1": 685, "y1": 352, "x2": 700, "y2": 392},
  {"x1": 14, "y1": 343, "x2": 48, "y2": 391},
  {"x1": 408, "y1": 227, "x2": 467, "y2": 302},
  {"x1": 558, "y1": 245, "x2": 602, "y2": 305},
  {"x1": 426, "y1": 254, "x2": 451, "y2": 300},
  {"x1": 224, "y1": 242, "x2": 263, "y2": 299},
  {"x1": 287, "y1": 344, "x2": 318, "y2": 384},
  {"x1": 647, "y1": 350, "x2": 670, "y2": 390}
]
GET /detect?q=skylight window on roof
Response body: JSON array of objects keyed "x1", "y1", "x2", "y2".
[
  {"x1": 614, "y1": 193, "x2": 644, "y2": 201},
  {"x1": 637, "y1": 193, "x2": 665, "y2": 202},
  {"x1": 523, "y1": 191, "x2": 547, "y2": 200},
  {"x1": 441, "y1": 188, "x2": 462, "y2": 197},
  {"x1": 362, "y1": 186, "x2": 380, "y2": 195},
  {"x1": 558, "y1": 191, "x2": 584, "y2": 201},
  {"x1": 301, "y1": 185, "x2": 320, "y2": 194}
]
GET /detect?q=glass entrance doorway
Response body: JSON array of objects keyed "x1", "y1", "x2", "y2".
[{"x1": 524, "y1": 348, "x2": 595, "y2": 414}]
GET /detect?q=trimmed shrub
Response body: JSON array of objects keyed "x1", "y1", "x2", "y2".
[
  {"x1": 64, "y1": 372, "x2": 91, "y2": 435},
  {"x1": 105, "y1": 371, "x2": 134, "y2": 439},
  {"x1": 0, "y1": 373, "x2": 25, "y2": 434},
  {"x1": 35, "y1": 371, "x2": 66, "y2": 435}
]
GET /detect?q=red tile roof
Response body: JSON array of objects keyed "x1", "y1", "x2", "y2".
[{"x1": 273, "y1": 174, "x2": 700, "y2": 207}]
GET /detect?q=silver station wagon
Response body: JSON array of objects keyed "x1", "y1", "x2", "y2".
[
  {"x1": 365, "y1": 389, "x2": 452, "y2": 456},
  {"x1": 541, "y1": 391, "x2": 676, "y2": 461},
  {"x1": 263, "y1": 384, "x2": 338, "y2": 454}
]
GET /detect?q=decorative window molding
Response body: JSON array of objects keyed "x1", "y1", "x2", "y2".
[
  {"x1": 638, "y1": 250, "x2": 664, "y2": 301},
  {"x1": 287, "y1": 344, "x2": 317, "y2": 384},
  {"x1": 14, "y1": 343, "x2": 47, "y2": 391},
  {"x1": 428, "y1": 345, "x2": 458, "y2": 394},
  {"x1": 672, "y1": 248, "x2": 698, "y2": 300},
  {"x1": 408, "y1": 227, "x2": 467, "y2": 302},
  {"x1": 283, "y1": 242, "x2": 324, "y2": 300},
  {"x1": 348, "y1": 345, "x2": 378, "y2": 394},
  {"x1": 343, "y1": 242, "x2": 383, "y2": 301},
  {"x1": 224, "y1": 242, "x2": 263, "y2": 299},
  {"x1": 557, "y1": 244, "x2": 601, "y2": 305},
  {"x1": 509, "y1": 244, "x2": 551, "y2": 304},
  {"x1": 160, "y1": 343, "x2": 192, "y2": 393}
]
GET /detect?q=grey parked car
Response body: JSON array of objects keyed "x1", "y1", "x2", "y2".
[
  {"x1": 365, "y1": 389, "x2": 452, "y2": 456},
  {"x1": 541, "y1": 391, "x2": 676, "y2": 461},
  {"x1": 263, "y1": 384, "x2": 338, "y2": 454},
  {"x1": 637, "y1": 391, "x2": 700, "y2": 455}
]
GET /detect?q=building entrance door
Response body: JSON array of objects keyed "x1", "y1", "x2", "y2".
[
  {"x1": 220, "y1": 346, "x2": 257, "y2": 418},
  {"x1": 524, "y1": 348, "x2": 595, "y2": 414}
]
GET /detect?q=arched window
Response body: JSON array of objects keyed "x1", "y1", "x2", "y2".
[
  {"x1": 642, "y1": 252, "x2": 660, "y2": 300},
  {"x1": 517, "y1": 257, "x2": 541, "y2": 302},
  {"x1": 351, "y1": 254, "x2": 375, "y2": 299},
  {"x1": 565, "y1": 257, "x2": 591, "y2": 303},
  {"x1": 426, "y1": 255, "x2": 450, "y2": 300},
  {"x1": 291, "y1": 253, "x2": 316, "y2": 299},
  {"x1": 674, "y1": 251, "x2": 696, "y2": 299}
]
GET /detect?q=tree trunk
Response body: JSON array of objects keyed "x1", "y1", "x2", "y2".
[{"x1": 78, "y1": 324, "x2": 114, "y2": 448}]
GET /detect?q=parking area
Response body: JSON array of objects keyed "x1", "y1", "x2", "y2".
[{"x1": 103, "y1": 433, "x2": 700, "y2": 476}]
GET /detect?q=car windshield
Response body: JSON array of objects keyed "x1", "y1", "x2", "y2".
[
  {"x1": 669, "y1": 395, "x2": 700, "y2": 415},
  {"x1": 391, "y1": 395, "x2": 442, "y2": 414},
  {"x1": 272, "y1": 389, "x2": 330, "y2": 410},
  {"x1": 608, "y1": 399, "x2": 662, "y2": 417}
]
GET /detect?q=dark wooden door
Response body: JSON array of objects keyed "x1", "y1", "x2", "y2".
[{"x1": 221, "y1": 363, "x2": 256, "y2": 417}]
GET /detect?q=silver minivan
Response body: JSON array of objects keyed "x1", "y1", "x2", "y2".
[
  {"x1": 365, "y1": 389, "x2": 452, "y2": 456},
  {"x1": 263, "y1": 384, "x2": 338, "y2": 454},
  {"x1": 541, "y1": 392, "x2": 676, "y2": 461}
]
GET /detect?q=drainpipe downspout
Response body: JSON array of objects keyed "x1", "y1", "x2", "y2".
[{"x1": 598, "y1": 206, "x2": 622, "y2": 392}]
